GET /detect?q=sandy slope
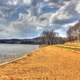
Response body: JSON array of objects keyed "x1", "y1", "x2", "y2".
[{"x1": 0, "y1": 46, "x2": 80, "y2": 80}]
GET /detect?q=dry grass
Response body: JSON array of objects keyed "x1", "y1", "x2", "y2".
[{"x1": 0, "y1": 45, "x2": 80, "y2": 80}]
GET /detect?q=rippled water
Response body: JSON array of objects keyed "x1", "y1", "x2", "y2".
[{"x1": 0, "y1": 44, "x2": 39, "y2": 64}]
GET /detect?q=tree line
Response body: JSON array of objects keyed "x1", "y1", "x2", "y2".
[
  {"x1": 41, "y1": 30, "x2": 66, "y2": 45},
  {"x1": 41, "y1": 22, "x2": 80, "y2": 45},
  {"x1": 67, "y1": 22, "x2": 80, "y2": 42}
]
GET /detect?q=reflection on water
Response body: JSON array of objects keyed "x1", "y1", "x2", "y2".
[{"x1": 0, "y1": 44, "x2": 39, "y2": 64}]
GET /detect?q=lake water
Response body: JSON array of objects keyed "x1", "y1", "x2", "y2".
[{"x1": 0, "y1": 44, "x2": 39, "y2": 64}]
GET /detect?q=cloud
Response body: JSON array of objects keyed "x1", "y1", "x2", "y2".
[
  {"x1": 0, "y1": 0, "x2": 80, "y2": 39},
  {"x1": 0, "y1": 20, "x2": 44, "y2": 39},
  {"x1": 23, "y1": 0, "x2": 32, "y2": 5},
  {"x1": 49, "y1": 0, "x2": 80, "y2": 24}
]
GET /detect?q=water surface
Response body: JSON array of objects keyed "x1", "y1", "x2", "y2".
[{"x1": 0, "y1": 44, "x2": 39, "y2": 64}]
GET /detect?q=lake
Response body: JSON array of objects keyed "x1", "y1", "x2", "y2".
[{"x1": 0, "y1": 44, "x2": 39, "y2": 64}]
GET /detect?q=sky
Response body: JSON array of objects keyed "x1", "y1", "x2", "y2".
[{"x1": 0, "y1": 0, "x2": 80, "y2": 39}]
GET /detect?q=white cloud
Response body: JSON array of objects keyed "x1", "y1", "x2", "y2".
[
  {"x1": 23, "y1": 0, "x2": 32, "y2": 5},
  {"x1": 0, "y1": 0, "x2": 80, "y2": 39},
  {"x1": 49, "y1": 0, "x2": 80, "y2": 24},
  {"x1": 75, "y1": 1, "x2": 80, "y2": 13},
  {"x1": 7, "y1": 0, "x2": 18, "y2": 5}
]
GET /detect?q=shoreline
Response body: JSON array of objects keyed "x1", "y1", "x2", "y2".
[
  {"x1": 0, "y1": 45, "x2": 80, "y2": 79},
  {"x1": 0, "y1": 46, "x2": 40, "y2": 66}
]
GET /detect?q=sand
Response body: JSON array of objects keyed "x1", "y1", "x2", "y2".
[{"x1": 0, "y1": 46, "x2": 80, "y2": 80}]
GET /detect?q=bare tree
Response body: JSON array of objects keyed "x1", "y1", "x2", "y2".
[
  {"x1": 67, "y1": 22, "x2": 80, "y2": 42},
  {"x1": 42, "y1": 30, "x2": 57, "y2": 45}
]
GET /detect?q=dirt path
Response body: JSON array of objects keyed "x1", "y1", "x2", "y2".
[{"x1": 0, "y1": 46, "x2": 80, "y2": 80}]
